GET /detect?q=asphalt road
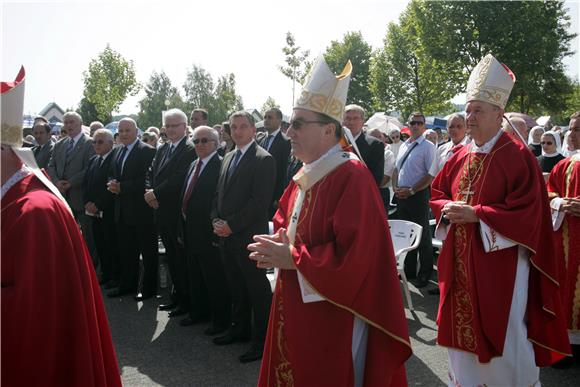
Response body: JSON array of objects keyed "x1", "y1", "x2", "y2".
[{"x1": 103, "y1": 280, "x2": 580, "y2": 386}]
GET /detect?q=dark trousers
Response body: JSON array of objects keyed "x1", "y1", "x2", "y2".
[
  {"x1": 394, "y1": 188, "x2": 433, "y2": 281},
  {"x1": 92, "y1": 214, "x2": 119, "y2": 282},
  {"x1": 220, "y1": 237, "x2": 272, "y2": 346},
  {"x1": 117, "y1": 221, "x2": 158, "y2": 295},
  {"x1": 184, "y1": 231, "x2": 231, "y2": 328},
  {"x1": 380, "y1": 187, "x2": 391, "y2": 214},
  {"x1": 160, "y1": 224, "x2": 189, "y2": 309},
  {"x1": 74, "y1": 210, "x2": 98, "y2": 267}
]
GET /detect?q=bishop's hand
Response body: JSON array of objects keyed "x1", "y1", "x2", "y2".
[
  {"x1": 443, "y1": 201, "x2": 478, "y2": 224},
  {"x1": 248, "y1": 228, "x2": 296, "y2": 270}
]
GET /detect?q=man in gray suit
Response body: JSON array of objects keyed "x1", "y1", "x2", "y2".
[
  {"x1": 48, "y1": 111, "x2": 96, "y2": 262},
  {"x1": 32, "y1": 121, "x2": 54, "y2": 169}
]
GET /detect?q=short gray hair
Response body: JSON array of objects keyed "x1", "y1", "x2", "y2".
[
  {"x1": 345, "y1": 104, "x2": 365, "y2": 120},
  {"x1": 229, "y1": 110, "x2": 255, "y2": 126},
  {"x1": 446, "y1": 113, "x2": 465, "y2": 127},
  {"x1": 92, "y1": 128, "x2": 114, "y2": 143},
  {"x1": 193, "y1": 125, "x2": 220, "y2": 144},
  {"x1": 119, "y1": 117, "x2": 138, "y2": 130},
  {"x1": 163, "y1": 108, "x2": 188, "y2": 126},
  {"x1": 63, "y1": 111, "x2": 83, "y2": 124}
]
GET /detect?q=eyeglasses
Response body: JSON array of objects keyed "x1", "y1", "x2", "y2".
[
  {"x1": 165, "y1": 123, "x2": 185, "y2": 129},
  {"x1": 541, "y1": 141, "x2": 553, "y2": 145},
  {"x1": 289, "y1": 119, "x2": 329, "y2": 130},
  {"x1": 193, "y1": 138, "x2": 214, "y2": 145},
  {"x1": 409, "y1": 121, "x2": 425, "y2": 126},
  {"x1": 93, "y1": 139, "x2": 107, "y2": 145}
]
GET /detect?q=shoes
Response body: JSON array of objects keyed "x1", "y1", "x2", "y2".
[
  {"x1": 159, "y1": 302, "x2": 177, "y2": 311},
  {"x1": 104, "y1": 280, "x2": 119, "y2": 290},
  {"x1": 239, "y1": 346, "x2": 263, "y2": 363},
  {"x1": 134, "y1": 293, "x2": 156, "y2": 302},
  {"x1": 213, "y1": 330, "x2": 251, "y2": 346},
  {"x1": 413, "y1": 278, "x2": 429, "y2": 288},
  {"x1": 428, "y1": 288, "x2": 440, "y2": 295},
  {"x1": 204, "y1": 325, "x2": 228, "y2": 336},
  {"x1": 179, "y1": 317, "x2": 206, "y2": 327},
  {"x1": 168, "y1": 308, "x2": 188, "y2": 318},
  {"x1": 107, "y1": 288, "x2": 129, "y2": 298}
]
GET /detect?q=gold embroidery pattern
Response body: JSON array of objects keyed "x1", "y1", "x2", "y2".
[
  {"x1": 274, "y1": 278, "x2": 294, "y2": 387},
  {"x1": 295, "y1": 90, "x2": 345, "y2": 122},
  {"x1": 571, "y1": 263, "x2": 580, "y2": 330}
]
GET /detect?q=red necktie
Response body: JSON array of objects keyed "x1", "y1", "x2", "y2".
[{"x1": 182, "y1": 160, "x2": 203, "y2": 217}]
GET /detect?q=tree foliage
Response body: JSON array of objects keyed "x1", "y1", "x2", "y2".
[
  {"x1": 183, "y1": 65, "x2": 243, "y2": 126},
  {"x1": 370, "y1": 6, "x2": 456, "y2": 118},
  {"x1": 137, "y1": 71, "x2": 185, "y2": 129},
  {"x1": 82, "y1": 44, "x2": 140, "y2": 121},
  {"x1": 76, "y1": 97, "x2": 103, "y2": 125},
  {"x1": 324, "y1": 31, "x2": 374, "y2": 113},
  {"x1": 260, "y1": 96, "x2": 280, "y2": 116},
  {"x1": 279, "y1": 32, "x2": 311, "y2": 104},
  {"x1": 416, "y1": 0, "x2": 576, "y2": 114}
]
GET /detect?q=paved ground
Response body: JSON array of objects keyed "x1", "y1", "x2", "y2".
[{"x1": 103, "y1": 280, "x2": 580, "y2": 386}]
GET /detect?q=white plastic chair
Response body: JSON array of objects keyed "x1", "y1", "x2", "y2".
[{"x1": 388, "y1": 219, "x2": 423, "y2": 311}]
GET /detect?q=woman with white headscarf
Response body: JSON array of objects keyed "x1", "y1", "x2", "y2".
[
  {"x1": 388, "y1": 128, "x2": 402, "y2": 159},
  {"x1": 528, "y1": 125, "x2": 544, "y2": 156},
  {"x1": 537, "y1": 130, "x2": 565, "y2": 173}
]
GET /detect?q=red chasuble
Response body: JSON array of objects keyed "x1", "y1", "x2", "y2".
[
  {"x1": 258, "y1": 160, "x2": 411, "y2": 387},
  {"x1": 430, "y1": 132, "x2": 570, "y2": 366},
  {"x1": 547, "y1": 156, "x2": 580, "y2": 333},
  {"x1": 1, "y1": 174, "x2": 121, "y2": 387}
]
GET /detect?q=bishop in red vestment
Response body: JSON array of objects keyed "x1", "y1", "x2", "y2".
[{"x1": 547, "y1": 112, "x2": 580, "y2": 360}]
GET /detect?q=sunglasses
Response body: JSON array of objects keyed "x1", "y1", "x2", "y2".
[
  {"x1": 165, "y1": 123, "x2": 185, "y2": 129},
  {"x1": 289, "y1": 119, "x2": 329, "y2": 130},
  {"x1": 93, "y1": 139, "x2": 107, "y2": 145},
  {"x1": 409, "y1": 121, "x2": 424, "y2": 126},
  {"x1": 193, "y1": 138, "x2": 214, "y2": 145},
  {"x1": 541, "y1": 141, "x2": 553, "y2": 145}
]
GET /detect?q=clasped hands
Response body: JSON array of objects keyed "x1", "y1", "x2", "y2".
[
  {"x1": 561, "y1": 196, "x2": 580, "y2": 217},
  {"x1": 212, "y1": 218, "x2": 233, "y2": 237},
  {"x1": 394, "y1": 187, "x2": 413, "y2": 199},
  {"x1": 55, "y1": 180, "x2": 71, "y2": 193},
  {"x1": 247, "y1": 228, "x2": 296, "y2": 270},
  {"x1": 442, "y1": 201, "x2": 478, "y2": 224},
  {"x1": 144, "y1": 189, "x2": 159, "y2": 209}
]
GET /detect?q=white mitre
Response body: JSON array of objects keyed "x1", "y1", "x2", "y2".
[
  {"x1": 466, "y1": 54, "x2": 516, "y2": 109},
  {"x1": 294, "y1": 56, "x2": 352, "y2": 123},
  {"x1": 1, "y1": 66, "x2": 71, "y2": 211}
]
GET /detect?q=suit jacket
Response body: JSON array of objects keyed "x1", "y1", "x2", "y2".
[
  {"x1": 182, "y1": 153, "x2": 222, "y2": 248},
  {"x1": 48, "y1": 133, "x2": 95, "y2": 211},
  {"x1": 82, "y1": 153, "x2": 115, "y2": 220},
  {"x1": 147, "y1": 138, "x2": 197, "y2": 228},
  {"x1": 355, "y1": 132, "x2": 385, "y2": 186},
  {"x1": 257, "y1": 130, "x2": 291, "y2": 204},
  {"x1": 33, "y1": 141, "x2": 54, "y2": 170},
  {"x1": 108, "y1": 141, "x2": 156, "y2": 225},
  {"x1": 212, "y1": 142, "x2": 276, "y2": 244}
]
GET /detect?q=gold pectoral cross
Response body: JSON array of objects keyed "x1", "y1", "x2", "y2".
[{"x1": 460, "y1": 183, "x2": 475, "y2": 202}]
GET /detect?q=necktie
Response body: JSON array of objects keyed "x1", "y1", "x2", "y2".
[
  {"x1": 161, "y1": 145, "x2": 175, "y2": 168},
  {"x1": 116, "y1": 146, "x2": 128, "y2": 176},
  {"x1": 65, "y1": 139, "x2": 74, "y2": 162},
  {"x1": 266, "y1": 135, "x2": 274, "y2": 151},
  {"x1": 227, "y1": 150, "x2": 242, "y2": 181},
  {"x1": 182, "y1": 160, "x2": 203, "y2": 217},
  {"x1": 98, "y1": 156, "x2": 104, "y2": 167}
]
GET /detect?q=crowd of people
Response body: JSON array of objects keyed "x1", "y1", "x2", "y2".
[{"x1": 2, "y1": 51, "x2": 580, "y2": 386}]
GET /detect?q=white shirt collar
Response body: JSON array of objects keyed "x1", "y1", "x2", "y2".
[
  {"x1": 201, "y1": 150, "x2": 218, "y2": 165},
  {"x1": 125, "y1": 138, "x2": 139, "y2": 151},
  {"x1": 70, "y1": 130, "x2": 83, "y2": 145},
  {"x1": 99, "y1": 149, "x2": 113, "y2": 161},
  {"x1": 303, "y1": 143, "x2": 342, "y2": 173},
  {"x1": 471, "y1": 129, "x2": 504, "y2": 154},
  {"x1": 268, "y1": 128, "x2": 281, "y2": 138},
  {"x1": 169, "y1": 135, "x2": 186, "y2": 148},
  {"x1": 1, "y1": 165, "x2": 32, "y2": 199},
  {"x1": 235, "y1": 139, "x2": 255, "y2": 156}
]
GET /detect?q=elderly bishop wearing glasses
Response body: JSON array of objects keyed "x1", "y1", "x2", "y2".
[
  {"x1": 430, "y1": 54, "x2": 570, "y2": 386},
  {"x1": 248, "y1": 56, "x2": 411, "y2": 386}
]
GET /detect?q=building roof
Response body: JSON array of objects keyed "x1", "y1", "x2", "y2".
[{"x1": 39, "y1": 102, "x2": 65, "y2": 117}]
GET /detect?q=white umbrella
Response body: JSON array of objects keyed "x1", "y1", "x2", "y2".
[{"x1": 365, "y1": 112, "x2": 403, "y2": 135}]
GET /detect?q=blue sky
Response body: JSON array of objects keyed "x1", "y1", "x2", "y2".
[{"x1": 1, "y1": 0, "x2": 578, "y2": 117}]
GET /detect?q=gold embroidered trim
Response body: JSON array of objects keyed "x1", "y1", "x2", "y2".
[
  {"x1": 273, "y1": 276, "x2": 294, "y2": 387},
  {"x1": 571, "y1": 263, "x2": 580, "y2": 330},
  {"x1": 528, "y1": 339, "x2": 572, "y2": 357}
]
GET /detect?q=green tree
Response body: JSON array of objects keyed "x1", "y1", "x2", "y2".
[
  {"x1": 279, "y1": 32, "x2": 310, "y2": 105},
  {"x1": 260, "y1": 96, "x2": 280, "y2": 116},
  {"x1": 76, "y1": 97, "x2": 103, "y2": 124},
  {"x1": 370, "y1": 8, "x2": 456, "y2": 118},
  {"x1": 183, "y1": 65, "x2": 243, "y2": 126},
  {"x1": 82, "y1": 44, "x2": 140, "y2": 121},
  {"x1": 324, "y1": 31, "x2": 374, "y2": 113},
  {"x1": 416, "y1": 0, "x2": 576, "y2": 114},
  {"x1": 137, "y1": 71, "x2": 184, "y2": 129}
]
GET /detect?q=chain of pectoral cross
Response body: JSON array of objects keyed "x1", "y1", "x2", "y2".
[{"x1": 459, "y1": 152, "x2": 489, "y2": 202}]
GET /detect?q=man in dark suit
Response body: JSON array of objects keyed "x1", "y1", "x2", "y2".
[
  {"x1": 82, "y1": 129, "x2": 118, "y2": 287},
  {"x1": 343, "y1": 104, "x2": 384, "y2": 186},
  {"x1": 145, "y1": 109, "x2": 197, "y2": 309},
  {"x1": 106, "y1": 118, "x2": 157, "y2": 300},
  {"x1": 211, "y1": 111, "x2": 276, "y2": 363},
  {"x1": 180, "y1": 126, "x2": 231, "y2": 334},
  {"x1": 47, "y1": 111, "x2": 96, "y2": 262},
  {"x1": 31, "y1": 121, "x2": 54, "y2": 169},
  {"x1": 256, "y1": 108, "x2": 291, "y2": 217}
]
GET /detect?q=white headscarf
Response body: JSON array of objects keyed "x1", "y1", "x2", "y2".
[
  {"x1": 528, "y1": 125, "x2": 544, "y2": 145},
  {"x1": 540, "y1": 130, "x2": 562, "y2": 157},
  {"x1": 562, "y1": 131, "x2": 579, "y2": 156}
]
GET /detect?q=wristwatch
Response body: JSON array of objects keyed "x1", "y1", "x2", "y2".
[{"x1": 409, "y1": 187, "x2": 415, "y2": 195}]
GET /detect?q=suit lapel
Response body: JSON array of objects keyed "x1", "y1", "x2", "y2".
[
  {"x1": 157, "y1": 139, "x2": 185, "y2": 177},
  {"x1": 225, "y1": 142, "x2": 255, "y2": 191},
  {"x1": 121, "y1": 141, "x2": 139, "y2": 178},
  {"x1": 66, "y1": 134, "x2": 85, "y2": 164}
]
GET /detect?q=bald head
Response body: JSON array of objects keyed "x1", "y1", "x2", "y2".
[
  {"x1": 506, "y1": 117, "x2": 528, "y2": 142},
  {"x1": 118, "y1": 118, "x2": 138, "y2": 145}
]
